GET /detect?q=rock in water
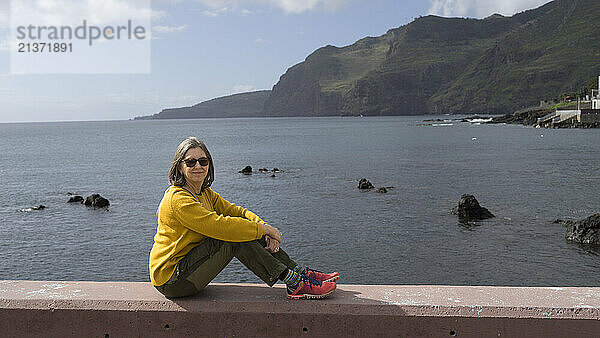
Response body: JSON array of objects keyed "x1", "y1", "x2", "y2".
[
  {"x1": 19, "y1": 205, "x2": 46, "y2": 212},
  {"x1": 565, "y1": 213, "x2": 600, "y2": 245},
  {"x1": 376, "y1": 187, "x2": 388, "y2": 193},
  {"x1": 451, "y1": 194, "x2": 494, "y2": 221},
  {"x1": 84, "y1": 194, "x2": 110, "y2": 208},
  {"x1": 67, "y1": 196, "x2": 84, "y2": 203},
  {"x1": 239, "y1": 166, "x2": 253, "y2": 175},
  {"x1": 358, "y1": 178, "x2": 374, "y2": 190}
]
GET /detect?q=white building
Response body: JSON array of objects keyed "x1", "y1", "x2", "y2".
[{"x1": 593, "y1": 76, "x2": 600, "y2": 109}]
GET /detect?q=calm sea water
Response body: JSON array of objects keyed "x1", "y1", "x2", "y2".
[{"x1": 1, "y1": 116, "x2": 599, "y2": 286}]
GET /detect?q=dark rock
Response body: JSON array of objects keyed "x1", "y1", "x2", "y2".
[
  {"x1": 67, "y1": 195, "x2": 84, "y2": 203},
  {"x1": 552, "y1": 219, "x2": 574, "y2": 227},
  {"x1": 489, "y1": 107, "x2": 554, "y2": 126},
  {"x1": 84, "y1": 194, "x2": 110, "y2": 208},
  {"x1": 271, "y1": 174, "x2": 276, "y2": 178},
  {"x1": 239, "y1": 166, "x2": 253, "y2": 175},
  {"x1": 358, "y1": 178, "x2": 374, "y2": 190},
  {"x1": 19, "y1": 205, "x2": 46, "y2": 212},
  {"x1": 376, "y1": 187, "x2": 388, "y2": 193},
  {"x1": 450, "y1": 194, "x2": 494, "y2": 221},
  {"x1": 272, "y1": 168, "x2": 280, "y2": 172},
  {"x1": 66, "y1": 192, "x2": 74, "y2": 196},
  {"x1": 565, "y1": 213, "x2": 600, "y2": 245},
  {"x1": 258, "y1": 168, "x2": 269, "y2": 173}
]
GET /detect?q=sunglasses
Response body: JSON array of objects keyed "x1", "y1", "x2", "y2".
[{"x1": 183, "y1": 157, "x2": 210, "y2": 167}]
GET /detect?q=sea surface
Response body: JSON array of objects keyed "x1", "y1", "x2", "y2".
[{"x1": 1, "y1": 116, "x2": 599, "y2": 286}]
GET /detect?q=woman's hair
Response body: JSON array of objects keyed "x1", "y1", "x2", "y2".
[{"x1": 168, "y1": 137, "x2": 215, "y2": 191}]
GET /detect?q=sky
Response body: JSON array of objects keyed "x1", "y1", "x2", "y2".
[{"x1": 0, "y1": 0, "x2": 552, "y2": 123}]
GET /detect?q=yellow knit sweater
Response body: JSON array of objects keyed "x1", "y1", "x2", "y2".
[{"x1": 149, "y1": 186, "x2": 264, "y2": 286}]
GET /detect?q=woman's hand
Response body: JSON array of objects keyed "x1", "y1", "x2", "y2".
[
  {"x1": 262, "y1": 223, "x2": 281, "y2": 243},
  {"x1": 265, "y1": 235, "x2": 280, "y2": 253}
]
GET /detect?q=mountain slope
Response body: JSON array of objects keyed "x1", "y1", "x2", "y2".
[
  {"x1": 430, "y1": 0, "x2": 600, "y2": 114},
  {"x1": 135, "y1": 90, "x2": 271, "y2": 119},
  {"x1": 264, "y1": 0, "x2": 600, "y2": 116}
]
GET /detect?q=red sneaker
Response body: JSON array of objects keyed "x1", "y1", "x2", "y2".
[
  {"x1": 304, "y1": 267, "x2": 340, "y2": 283},
  {"x1": 287, "y1": 275, "x2": 336, "y2": 300}
]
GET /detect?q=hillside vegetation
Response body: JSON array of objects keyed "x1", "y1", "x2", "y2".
[
  {"x1": 135, "y1": 90, "x2": 270, "y2": 119},
  {"x1": 264, "y1": 0, "x2": 600, "y2": 116}
]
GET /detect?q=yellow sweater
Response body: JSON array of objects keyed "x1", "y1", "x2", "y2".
[{"x1": 149, "y1": 186, "x2": 264, "y2": 286}]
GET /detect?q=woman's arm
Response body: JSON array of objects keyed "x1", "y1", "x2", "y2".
[
  {"x1": 169, "y1": 189, "x2": 263, "y2": 242},
  {"x1": 209, "y1": 189, "x2": 265, "y2": 223}
]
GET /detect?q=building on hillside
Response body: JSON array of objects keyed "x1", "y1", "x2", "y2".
[{"x1": 536, "y1": 76, "x2": 600, "y2": 128}]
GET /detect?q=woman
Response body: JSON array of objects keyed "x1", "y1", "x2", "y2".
[{"x1": 149, "y1": 137, "x2": 338, "y2": 299}]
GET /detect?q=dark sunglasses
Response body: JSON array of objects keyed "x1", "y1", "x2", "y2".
[{"x1": 183, "y1": 157, "x2": 209, "y2": 167}]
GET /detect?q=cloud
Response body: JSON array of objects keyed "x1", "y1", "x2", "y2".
[
  {"x1": 195, "y1": 0, "x2": 351, "y2": 14},
  {"x1": 200, "y1": 6, "x2": 231, "y2": 17},
  {"x1": 153, "y1": 24, "x2": 187, "y2": 33},
  {"x1": 254, "y1": 38, "x2": 266, "y2": 43},
  {"x1": 10, "y1": 0, "x2": 160, "y2": 26},
  {"x1": 428, "y1": 0, "x2": 552, "y2": 18},
  {"x1": 232, "y1": 84, "x2": 255, "y2": 93}
]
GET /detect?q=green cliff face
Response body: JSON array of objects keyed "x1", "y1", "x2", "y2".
[{"x1": 265, "y1": 0, "x2": 600, "y2": 116}]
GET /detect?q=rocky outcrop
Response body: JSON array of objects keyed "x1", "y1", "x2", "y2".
[
  {"x1": 564, "y1": 214, "x2": 600, "y2": 245},
  {"x1": 489, "y1": 107, "x2": 554, "y2": 126},
  {"x1": 451, "y1": 194, "x2": 494, "y2": 221},
  {"x1": 84, "y1": 194, "x2": 110, "y2": 208},
  {"x1": 67, "y1": 196, "x2": 84, "y2": 203},
  {"x1": 239, "y1": 166, "x2": 252, "y2": 175},
  {"x1": 18, "y1": 205, "x2": 46, "y2": 212},
  {"x1": 358, "y1": 178, "x2": 374, "y2": 190},
  {"x1": 376, "y1": 187, "x2": 388, "y2": 193}
]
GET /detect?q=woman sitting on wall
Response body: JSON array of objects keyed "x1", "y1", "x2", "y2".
[{"x1": 149, "y1": 137, "x2": 339, "y2": 299}]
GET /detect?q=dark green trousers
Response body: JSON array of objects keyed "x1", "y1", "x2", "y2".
[{"x1": 155, "y1": 236, "x2": 297, "y2": 298}]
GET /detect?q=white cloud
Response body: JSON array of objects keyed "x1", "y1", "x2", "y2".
[
  {"x1": 10, "y1": 0, "x2": 160, "y2": 26},
  {"x1": 254, "y1": 38, "x2": 266, "y2": 43},
  {"x1": 428, "y1": 0, "x2": 552, "y2": 18},
  {"x1": 232, "y1": 84, "x2": 255, "y2": 93},
  {"x1": 240, "y1": 9, "x2": 255, "y2": 16},
  {"x1": 195, "y1": 0, "x2": 351, "y2": 14},
  {"x1": 201, "y1": 6, "x2": 231, "y2": 16},
  {"x1": 153, "y1": 24, "x2": 187, "y2": 33}
]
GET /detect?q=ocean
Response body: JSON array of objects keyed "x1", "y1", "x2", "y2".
[{"x1": 1, "y1": 116, "x2": 599, "y2": 286}]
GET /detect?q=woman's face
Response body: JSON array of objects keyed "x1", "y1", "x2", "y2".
[{"x1": 179, "y1": 147, "x2": 209, "y2": 187}]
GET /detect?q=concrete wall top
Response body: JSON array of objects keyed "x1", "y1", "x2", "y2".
[{"x1": 1, "y1": 281, "x2": 599, "y2": 320}]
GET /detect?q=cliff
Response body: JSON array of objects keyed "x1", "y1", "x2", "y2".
[{"x1": 264, "y1": 0, "x2": 600, "y2": 116}]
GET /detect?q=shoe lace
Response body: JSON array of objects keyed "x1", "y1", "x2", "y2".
[
  {"x1": 300, "y1": 274, "x2": 322, "y2": 289},
  {"x1": 306, "y1": 267, "x2": 324, "y2": 274}
]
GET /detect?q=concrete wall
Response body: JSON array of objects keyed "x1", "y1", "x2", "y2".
[
  {"x1": 581, "y1": 109, "x2": 600, "y2": 123},
  {"x1": 1, "y1": 281, "x2": 599, "y2": 337}
]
